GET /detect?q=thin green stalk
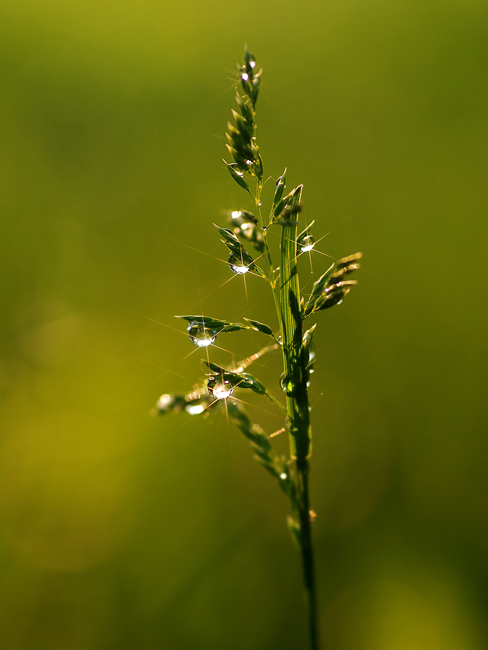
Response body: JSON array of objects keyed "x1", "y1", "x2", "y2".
[
  {"x1": 279, "y1": 186, "x2": 319, "y2": 650},
  {"x1": 156, "y1": 47, "x2": 362, "y2": 650}
]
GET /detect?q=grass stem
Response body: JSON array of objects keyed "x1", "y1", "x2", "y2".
[{"x1": 279, "y1": 186, "x2": 319, "y2": 649}]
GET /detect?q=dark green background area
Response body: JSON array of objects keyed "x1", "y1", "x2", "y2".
[{"x1": 1, "y1": 1, "x2": 487, "y2": 648}]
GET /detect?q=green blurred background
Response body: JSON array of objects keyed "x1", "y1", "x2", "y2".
[{"x1": 1, "y1": 0, "x2": 487, "y2": 648}]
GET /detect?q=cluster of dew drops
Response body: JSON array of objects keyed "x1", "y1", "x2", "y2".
[{"x1": 169, "y1": 210, "x2": 317, "y2": 409}]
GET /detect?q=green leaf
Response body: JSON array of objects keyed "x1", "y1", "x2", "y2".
[
  {"x1": 243, "y1": 318, "x2": 275, "y2": 338},
  {"x1": 271, "y1": 185, "x2": 303, "y2": 223},
  {"x1": 303, "y1": 252, "x2": 362, "y2": 317},
  {"x1": 214, "y1": 225, "x2": 266, "y2": 277},
  {"x1": 202, "y1": 361, "x2": 283, "y2": 414},
  {"x1": 235, "y1": 93, "x2": 254, "y2": 125},
  {"x1": 301, "y1": 324, "x2": 317, "y2": 379},
  {"x1": 296, "y1": 221, "x2": 315, "y2": 254},
  {"x1": 203, "y1": 360, "x2": 227, "y2": 374},
  {"x1": 215, "y1": 225, "x2": 240, "y2": 246},
  {"x1": 243, "y1": 46, "x2": 257, "y2": 79},
  {"x1": 224, "y1": 160, "x2": 250, "y2": 193},
  {"x1": 272, "y1": 168, "x2": 287, "y2": 211},
  {"x1": 273, "y1": 197, "x2": 287, "y2": 219},
  {"x1": 202, "y1": 362, "x2": 264, "y2": 395},
  {"x1": 287, "y1": 516, "x2": 302, "y2": 549},
  {"x1": 152, "y1": 389, "x2": 213, "y2": 418},
  {"x1": 175, "y1": 315, "x2": 247, "y2": 332},
  {"x1": 229, "y1": 211, "x2": 264, "y2": 254},
  {"x1": 303, "y1": 264, "x2": 335, "y2": 317},
  {"x1": 152, "y1": 393, "x2": 186, "y2": 416},
  {"x1": 302, "y1": 323, "x2": 317, "y2": 349},
  {"x1": 254, "y1": 153, "x2": 264, "y2": 181},
  {"x1": 239, "y1": 372, "x2": 267, "y2": 395},
  {"x1": 250, "y1": 71, "x2": 261, "y2": 105}
]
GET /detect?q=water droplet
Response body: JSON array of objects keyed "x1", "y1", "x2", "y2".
[
  {"x1": 241, "y1": 72, "x2": 249, "y2": 81},
  {"x1": 186, "y1": 403, "x2": 206, "y2": 415},
  {"x1": 245, "y1": 159, "x2": 253, "y2": 166},
  {"x1": 207, "y1": 376, "x2": 235, "y2": 400},
  {"x1": 337, "y1": 299, "x2": 343, "y2": 305},
  {"x1": 188, "y1": 321, "x2": 218, "y2": 347},
  {"x1": 299, "y1": 234, "x2": 315, "y2": 253},
  {"x1": 228, "y1": 252, "x2": 250, "y2": 275},
  {"x1": 157, "y1": 394, "x2": 175, "y2": 412},
  {"x1": 280, "y1": 472, "x2": 287, "y2": 480},
  {"x1": 250, "y1": 61, "x2": 256, "y2": 69},
  {"x1": 280, "y1": 372, "x2": 293, "y2": 393},
  {"x1": 231, "y1": 210, "x2": 242, "y2": 219}
]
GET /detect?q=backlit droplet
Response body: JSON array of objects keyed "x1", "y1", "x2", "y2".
[
  {"x1": 280, "y1": 472, "x2": 287, "y2": 480},
  {"x1": 186, "y1": 403, "x2": 206, "y2": 415},
  {"x1": 188, "y1": 321, "x2": 218, "y2": 347},
  {"x1": 241, "y1": 72, "x2": 249, "y2": 81},
  {"x1": 157, "y1": 394, "x2": 175, "y2": 413},
  {"x1": 228, "y1": 252, "x2": 249, "y2": 275},
  {"x1": 299, "y1": 234, "x2": 315, "y2": 253},
  {"x1": 207, "y1": 376, "x2": 235, "y2": 400},
  {"x1": 231, "y1": 210, "x2": 242, "y2": 219},
  {"x1": 280, "y1": 372, "x2": 293, "y2": 393},
  {"x1": 250, "y1": 61, "x2": 256, "y2": 69}
]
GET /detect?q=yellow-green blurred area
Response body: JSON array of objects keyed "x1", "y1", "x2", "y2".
[{"x1": 1, "y1": 0, "x2": 487, "y2": 647}]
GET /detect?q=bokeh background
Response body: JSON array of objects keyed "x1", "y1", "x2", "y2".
[{"x1": 1, "y1": 0, "x2": 487, "y2": 648}]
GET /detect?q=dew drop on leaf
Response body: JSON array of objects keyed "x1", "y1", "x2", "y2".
[
  {"x1": 188, "y1": 321, "x2": 218, "y2": 347},
  {"x1": 299, "y1": 234, "x2": 315, "y2": 253},
  {"x1": 186, "y1": 403, "x2": 206, "y2": 415},
  {"x1": 157, "y1": 394, "x2": 175, "y2": 412},
  {"x1": 207, "y1": 376, "x2": 236, "y2": 399},
  {"x1": 228, "y1": 252, "x2": 250, "y2": 275}
]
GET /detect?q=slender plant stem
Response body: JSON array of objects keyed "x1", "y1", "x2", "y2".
[{"x1": 279, "y1": 186, "x2": 319, "y2": 650}]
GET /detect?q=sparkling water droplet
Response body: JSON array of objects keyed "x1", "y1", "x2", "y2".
[
  {"x1": 280, "y1": 372, "x2": 292, "y2": 393},
  {"x1": 186, "y1": 403, "x2": 206, "y2": 415},
  {"x1": 307, "y1": 345, "x2": 316, "y2": 368},
  {"x1": 231, "y1": 210, "x2": 242, "y2": 219},
  {"x1": 299, "y1": 234, "x2": 315, "y2": 253},
  {"x1": 157, "y1": 394, "x2": 175, "y2": 413},
  {"x1": 250, "y1": 60, "x2": 256, "y2": 69},
  {"x1": 188, "y1": 321, "x2": 217, "y2": 347},
  {"x1": 280, "y1": 472, "x2": 287, "y2": 480},
  {"x1": 207, "y1": 376, "x2": 235, "y2": 400},
  {"x1": 241, "y1": 72, "x2": 249, "y2": 81},
  {"x1": 228, "y1": 252, "x2": 250, "y2": 275}
]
